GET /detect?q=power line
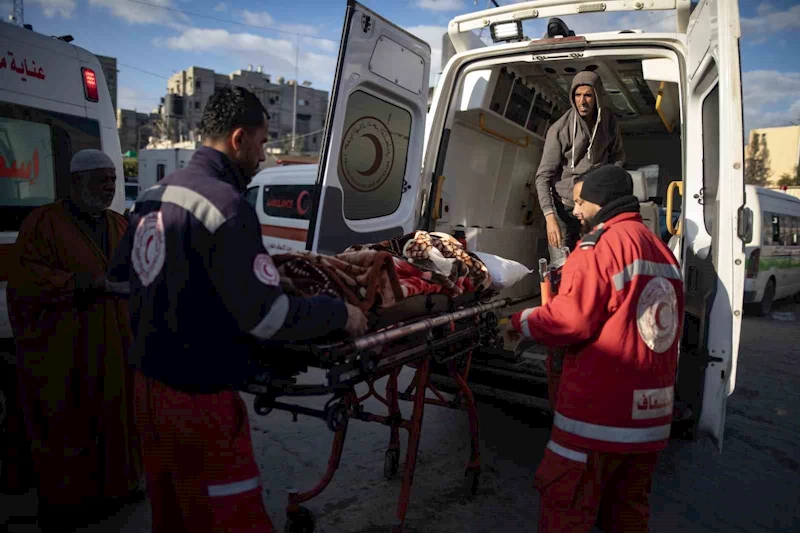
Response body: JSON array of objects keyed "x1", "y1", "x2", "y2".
[
  {"x1": 637, "y1": 13, "x2": 676, "y2": 31},
  {"x1": 264, "y1": 128, "x2": 324, "y2": 146},
  {"x1": 119, "y1": 62, "x2": 170, "y2": 80},
  {"x1": 126, "y1": 0, "x2": 338, "y2": 44}
]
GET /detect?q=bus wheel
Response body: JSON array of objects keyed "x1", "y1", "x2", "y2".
[{"x1": 759, "y1": 279, "x2": 775, "y2": 317}]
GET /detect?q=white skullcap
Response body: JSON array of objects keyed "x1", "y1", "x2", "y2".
[{"x1": 70, "y1": 149, "x2": 116, "y2": 174}]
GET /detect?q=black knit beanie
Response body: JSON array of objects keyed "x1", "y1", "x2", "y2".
[{"x1": 578, "y1": 165, "x2": 634, "y2": 206}]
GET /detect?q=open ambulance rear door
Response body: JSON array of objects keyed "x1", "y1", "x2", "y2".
[
  {"x1": 306, "y1": 0, "x2": 431, "y2": 255},
  {"x1": 679, "y1": 0, "x2": 747, "y2": 451}
]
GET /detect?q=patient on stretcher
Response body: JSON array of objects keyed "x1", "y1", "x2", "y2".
[{"x1": 272, "y1": 231, "x2": 494, "y2": 316}]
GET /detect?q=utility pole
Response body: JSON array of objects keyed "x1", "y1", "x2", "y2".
[
  {"x1": 291, "y1": 34, "x2": 299, "y2": 153},
  {"x1": 8, "y1": 0, "x2": 23, "y2": 25}
]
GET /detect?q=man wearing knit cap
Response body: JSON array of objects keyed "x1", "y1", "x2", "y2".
[
  {"x1": 534, "y1": 70, "x2": 626, "y2": 267},
  {"x1": 510, "y1": 164, "x2": 684, "y2": 532},
  {"x1": 7, "y1": 149, "x2": 142, "y2": 531}
]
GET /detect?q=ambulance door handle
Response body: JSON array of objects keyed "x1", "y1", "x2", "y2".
[{"x1": 666, "y1": 181, "x2": 683, "y2": 236}]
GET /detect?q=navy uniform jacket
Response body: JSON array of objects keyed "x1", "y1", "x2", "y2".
[{"x1": 108, "y1": 146, "x2": 346, "y2": 393}]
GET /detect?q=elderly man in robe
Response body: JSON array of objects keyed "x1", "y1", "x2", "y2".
[{"x1": 6, "y1": 149, "x2": 143, "y2": 531}]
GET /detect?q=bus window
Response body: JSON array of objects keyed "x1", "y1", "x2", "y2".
[
  {"x1": 763, "y1": 212, "x2": 772, "y2": 246},
  {"x1": 0, "y1": 102, "x2": 101, "y2": 232},
  {"x1": 770, "y1": 214, "x2": 780, "y2": 245},
  {"x1": 792, "y1": 216, "x2": 799, "y2": 246}
]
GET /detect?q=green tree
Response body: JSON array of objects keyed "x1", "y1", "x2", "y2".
[
  {"x1": 744, "y1": 133, "x2": 773, "y2": 186},
  {"x1": 777, "y1": 166, "x2": 800, "y2": 187},
  {"x1": 123, "y1": 158, "x2": 138, "y2": 178}
]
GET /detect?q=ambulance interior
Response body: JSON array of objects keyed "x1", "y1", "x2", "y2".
[{"x1": 428, "y1": 52, "x2": 683, "y2": 302}]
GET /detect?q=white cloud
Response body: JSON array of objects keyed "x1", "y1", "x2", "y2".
[
  {"x1": 742, "y1": 70, "x2": 800, "y2": 135},
  {"x1": 214, "y1": 2, "x2": 227, "y2": 12},
  {"x1": 160, "y1": 28, "x2": 337, "y2": 89},
  {"x1": 240, "y1": 9, "x2": 275, "y2": 27},
  {"x1": 406, "y1": 25, "x2": 448, "y2": 78},
  {"x1": 275, "y1": 24, "x2": 339, "y2": 53},
  {"x1": 415, "y1": 0, "x2": 464, "y2": 12},
  {"x1": 28, "y1": 0, "x2": 77, "y2": 18},
  {"x1": 741, "y1": 2, "x2": 800, "y2": 39},
  {"x1": 280, "y1": 23, "x2": 317, "y2": 36},
  {"x1": 89, "y1": 0, "x2": 185, "y2": 25},
  {"x1": 305, "y1": 37, "x2": 339, "y2": 53}
]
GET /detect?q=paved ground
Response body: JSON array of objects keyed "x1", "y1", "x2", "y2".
[{"x1": 2, "y1": 298, "x2": 799, "y2": 533}]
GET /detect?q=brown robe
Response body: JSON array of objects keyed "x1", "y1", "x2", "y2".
[{"x1": 6, "y1": 200, "x2": 142, "y2": 505}]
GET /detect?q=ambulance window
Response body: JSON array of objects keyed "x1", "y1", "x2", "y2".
[
  {"x1": 701, "y1": 82, "x2": 720, "y2": 235},
  {"x1": 337, "y1": 90, "x2": 411, "y2": 221},
  {"x1": 0, "y1": 102, "x2": 101, "y2": 232},
  {"x1": 263, "y1": 185, "x2": 313, "y2": 221},
  {"x1": 157, "y1": 164, "x2": 166, "y2": 182}
]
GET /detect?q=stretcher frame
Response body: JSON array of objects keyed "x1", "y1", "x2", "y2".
[
  {"x1": 246, "y1": 294, "x2": 535, "y2": 533},
  {"x1": 539, "y1": 255, "x2": 566, "y2": 412}
]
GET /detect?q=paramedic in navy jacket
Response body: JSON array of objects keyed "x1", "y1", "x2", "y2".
[{"x1": 107, "y1": 86, "x2": 368, "y2": 532}]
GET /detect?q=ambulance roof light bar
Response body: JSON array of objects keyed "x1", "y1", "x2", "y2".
[{"x1": 448, "y1": 0, "x2": 689, "y2": 53}]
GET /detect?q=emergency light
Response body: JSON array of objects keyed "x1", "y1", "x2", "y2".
[
  {"x1": 490, "y1": 20, "x2": 523, "y2": 43},
  {"x1": 82, "y1": 68, "x2": 99, "y2": 102}
]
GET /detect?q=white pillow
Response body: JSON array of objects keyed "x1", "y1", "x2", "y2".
[{"x1": 473, "y1": 251, "x2": 534, "y2": 290}]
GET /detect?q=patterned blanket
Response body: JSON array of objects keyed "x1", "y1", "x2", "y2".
[{"x1": 272, "y1": 231, "x2": 492, "y2": 311}]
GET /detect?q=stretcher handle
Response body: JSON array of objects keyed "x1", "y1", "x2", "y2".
[{"x1": 316, "y1": 295, "x2": 538, "y2": 360}]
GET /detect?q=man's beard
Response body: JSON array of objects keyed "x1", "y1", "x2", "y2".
[
  {"x1": 80, "y1": 187, "x2": 113, "y2": 214},
  {"x1": 580, "y1": 218, "x2": 595, "y2": 236}
]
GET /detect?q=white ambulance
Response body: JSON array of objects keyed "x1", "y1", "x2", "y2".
[
  {"x1": 246, "y1": 164, "x2": 317, "y2": 255},
  {"x1": 309, "y1": 0, "x2": 748, "y2": 449}
]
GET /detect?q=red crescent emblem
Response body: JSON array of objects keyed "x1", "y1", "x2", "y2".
[{"x1": 296, "y1": 190, "x2": 310, "y2": 216}]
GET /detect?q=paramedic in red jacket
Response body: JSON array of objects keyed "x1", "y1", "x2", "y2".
[{"x1": 510, "y1": 164, "x2": 684, "y2": 533}]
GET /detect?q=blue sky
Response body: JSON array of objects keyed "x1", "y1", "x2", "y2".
[{"x1": 10, "y1": 0, "x2": 800, "y2": 136}]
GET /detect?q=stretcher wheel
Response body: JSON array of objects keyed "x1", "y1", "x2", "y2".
[
  {"x1": 464, "y1": 469, "x2": 480, "y2": 496},
  {"x1": 285, "y1": 506, "x2": 315, "y2": 533},
  {"x1": 383, "y1": 449, "x2": 400, "y2": 479},
  {"x1": 326, "y1": 403, "x2": 348, "y2": 432},
  {"x1": 254, "y1": 395, "x2": 273, "y2": 416}
]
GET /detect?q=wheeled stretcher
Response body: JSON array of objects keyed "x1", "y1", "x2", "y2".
[{"x1": 244, "y1": 292, "x2": 535, "y2": 533}]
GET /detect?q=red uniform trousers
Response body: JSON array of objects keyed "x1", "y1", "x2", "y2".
[
  {"x1": 535, "y1": 445, "x2": 659, "y2": 533},
  {"x1": 134, "y1": 372, "x2": 273, "y2": 533}
]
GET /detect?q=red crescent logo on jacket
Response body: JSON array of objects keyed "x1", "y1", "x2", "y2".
[
  {"x1": 253, "y1": 254, "x2": 280, "y2": 287},
  {"x1": 636, "y1": 276, "x2": 678, "y2": 353},
  {"x1": 132, "y1": 211, "x2": 166, "y2": 287}
]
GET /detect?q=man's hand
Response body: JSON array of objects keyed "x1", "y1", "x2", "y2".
[
  {"x1": 344, "y1": 303, "x2": 369, "y2": 337},
  {"x1": 503, "y1": 322, "x2": 522, "y2": 347},
  {"x1": 92, "y1": 274, "x2": 107, "y2": 291},
  {"x1": 545, "y1": 214, "x2": 562, "y2": 249}
]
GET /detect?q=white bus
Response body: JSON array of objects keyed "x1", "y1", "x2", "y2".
[
  {"x1": 307, "y1": 0, "x2": 748, "y2": 449},
  {"x1": 744, "y1": 185, "x2": 800, "y2": 316},
  {"x1": 0, "y1": 22, "x2": 124, "y2": 346}
]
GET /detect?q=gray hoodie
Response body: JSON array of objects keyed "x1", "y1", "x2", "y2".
[{"x1": 534, "y1": 71, "x2": 626, "y2": 217}]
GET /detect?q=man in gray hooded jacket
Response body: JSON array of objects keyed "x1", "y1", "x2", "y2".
[{"x1": 534, "y1": 70, "x2": 626, "y2": 265}]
